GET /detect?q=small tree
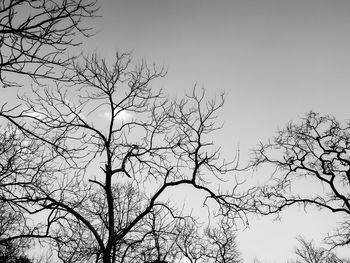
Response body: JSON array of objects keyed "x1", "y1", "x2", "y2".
[
  {"x1": 0, "y1": 202, "x2": 32, "y2": 263},
  {"x1": 253, "y1": 112, "x2": 350, "y2": 247},
  {"x1": 175, "y1": 219, "x2": 241, "y2": 263},
  {"x1": 290, "y1": 237, "x2": 350, "y2": 263},
  {"x1": 204, "y1": 220, "x2": 241, "y2": 263},
  {"x1": 175, "y1": 218, "x2": 206, "y2": 263},
  {"x1": 0, "y1": 0, "x2": 98, "y2": 87},
  {"x1": 0, "y1": 53, "x2": 252, "y2": 263}
]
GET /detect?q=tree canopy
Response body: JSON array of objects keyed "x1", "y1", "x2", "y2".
[{"x1": 0, "y1": 53, "x2": 252, "y2": 263}]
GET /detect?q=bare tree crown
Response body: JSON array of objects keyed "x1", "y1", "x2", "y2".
[
  {"x1": 253, "y1": 112, "x2": 350, "y2": 248},
  {"x1": 0, "y1": 53, "x2": 251, "y2": 263}
]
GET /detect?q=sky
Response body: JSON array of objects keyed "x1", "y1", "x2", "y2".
[
  {"x1": 85, "y1": 0, "x2": 350, "y2": 153},
  {"x1": 81, "y1": 1, "x2": 350, "y2": 262},
  {"x1": 2, "y1": 0, "x2": 350, "y2": 262}
]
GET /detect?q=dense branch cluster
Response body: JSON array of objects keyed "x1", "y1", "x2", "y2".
[
  {"x1": 0, "y1": 53, "x2": 250, "y2": 263},
  {"x1": 254, "y1": 112, "x2": 350, "y2": 247},
  {"x1": 0, "y1": 0, "x2": 97, "y2": 87}
]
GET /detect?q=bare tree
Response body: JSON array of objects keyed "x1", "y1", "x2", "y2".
[
  {"x1": 0, "y1": 201, "x2": 32, "y2": 263},
  {"x1": 135, "y1": 208, "x2": 182, "y2": 263},
  {"x1": 174, "y1": 218, "x2": 241, "y2": 263},
  {"x1": 175, "y1": 219, "x2": 206, "y2": 263},
  {"x1": 251, "y1": 237, "x2": 350, "y2": 263},
  {"x1": 204, "y1": 219, "x2": 241, "y2": 263},
  {"x1": 0, "y1": 53, "x2": 253, "y2": 263},
  {"x1": 253, "y1": 112, "x2": 350, "y2": 248},
  {"x1": 0, "y1": 123, "x2": 57, "y2": 262},
  {"x1": 0, "y1": 0, "x2": 98, "y2": 87},
  {"x1": 289, "y1": 237, "x2": 350, "y2": 263},
  {"x1": 0, "y1": 123, "x2": 51, "y2": 242}
]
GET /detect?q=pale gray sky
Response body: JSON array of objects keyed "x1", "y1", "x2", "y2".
[
  {"x1": 87, "y1": 0, "x2": 350, "y2": 150},
  {"x1": 3, "y1": 0, "x2": 350, "y2": 262}
]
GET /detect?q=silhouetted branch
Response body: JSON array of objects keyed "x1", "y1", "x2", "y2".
[
  {"x1": 253, "y1": 111, "x2": 350, "y2": 247},
  {"x1": 0, "y1": 0, "x2": 98, "y2": 87}
]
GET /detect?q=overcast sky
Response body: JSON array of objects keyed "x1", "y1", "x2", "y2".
[
  {"x1": 86, "y1": 0, "x2": 350, "y2": 151},
  {"x1": 3, "y1": 0, "x2": 350, "y2": 262}
]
